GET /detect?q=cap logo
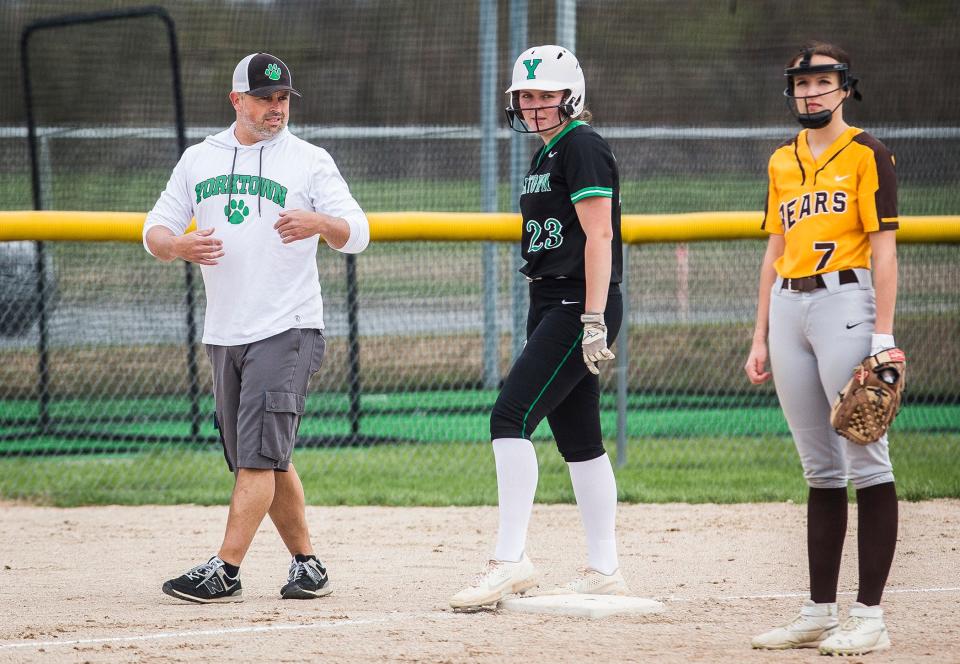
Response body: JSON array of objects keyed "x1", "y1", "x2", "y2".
[
  {"x1": 265, "y1": 63, "x2": 282, "y2": 81},
  {"x1": 522, "y1": 58, "x2": 542, "y2": 80}
]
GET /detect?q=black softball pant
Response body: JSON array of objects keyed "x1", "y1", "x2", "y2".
[{"x1": 490, "y1": 279, "x2": 622, "y2": 462}]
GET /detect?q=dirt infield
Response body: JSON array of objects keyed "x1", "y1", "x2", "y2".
[{"x1": 1, "y1": 500, "x2": 958, "y2": 663}]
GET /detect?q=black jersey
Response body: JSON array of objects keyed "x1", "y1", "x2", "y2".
[{"x1": 518, "y1": 121, "x2": 622, "y2": 283}]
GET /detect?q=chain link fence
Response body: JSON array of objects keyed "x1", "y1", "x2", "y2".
[{"x1": 1, "y1": 0, "x2": 957, "y2": 500}]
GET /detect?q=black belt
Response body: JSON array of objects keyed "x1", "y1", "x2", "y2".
[{"x1": 781, "y1": 269, "x2": 859, "y2": 292}]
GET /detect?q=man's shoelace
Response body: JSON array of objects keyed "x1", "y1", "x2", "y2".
[
  {"x1": 185, "y1": 559, "x2": 220, "y2": 581},
  {"x1": 288, "y1": 560, "x2": 324, "y2": 584},
  {"x1": 288, "y1": 561, "x2": 306, "y2": 582}
]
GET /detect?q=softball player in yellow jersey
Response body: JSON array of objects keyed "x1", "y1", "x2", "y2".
[{"x1": 745, "y1": 42, "x2": 899, "y2": 656}]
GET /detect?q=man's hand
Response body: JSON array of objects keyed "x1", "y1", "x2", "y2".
[
  {"x1": 581, "y1": 312, "x2": 615, "y2": 375},
  {"x1": 275, "y1": 210, "x2": 351, "y2": 248},
  {"x1": 146, "y1": 226, "x2": 223, "y2": 264},
  {"x1": 273, "y1": 209, "x2": 319, "y2": 244},
  {"x1": 274, "y1": 209, "x2": 319, "y2": 244},
  {"x1": 170, "y1": 227, "x2": 223, "y2": 265}
]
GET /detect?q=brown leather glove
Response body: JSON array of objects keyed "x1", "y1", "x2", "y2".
[{"x1": 830, "y1": 348, "x2": 906, "y2": 445}]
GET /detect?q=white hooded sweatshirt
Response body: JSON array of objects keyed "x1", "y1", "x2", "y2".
[{"x1": 143, "y1": 123, "x2": 369, "y2": 346}]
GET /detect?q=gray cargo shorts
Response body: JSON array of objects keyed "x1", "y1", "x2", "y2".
[{"x1": 206, "y1": 328, "x2": 325, "y2": 472}]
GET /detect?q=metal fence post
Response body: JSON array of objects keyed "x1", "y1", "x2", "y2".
[
  {"x1": 21, "y1": 28, "x2": 50, "y2": 437},
  {"x1": 509, "y1": 0, "x2": 529, "y2": 361},
  {"x1": 159, "y1": 13, "x2": 200, "y2": 442},
  {"x1": 346, "y1": 254, "x2": 361, "y2": 439},
  {"x1": 35, "y1": 137, "x2": 53, "y2": 435},
  {"x1": 616, "y1": 245, "x2": 630, "y2": 467},
  {"x1": 480, "y1": 0, "x2": 500, "y2": 388},
  {"x1": 557, "y1": 0, "x2": 576, "y2": 50}
]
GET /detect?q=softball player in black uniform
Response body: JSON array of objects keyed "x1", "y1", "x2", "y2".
[
  {"x1": 746, "y1": 42, "x2": 899, "y2": 655},
  {"x1": 451, "y1": 45, "x2": 626, "y2": 610}
]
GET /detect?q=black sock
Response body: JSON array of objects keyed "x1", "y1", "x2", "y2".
[
  {"x1": 221, "y1": 561, "x2": 240, "y2": 578},
  {"x1": 856, "y1": 482, "x2": 898, "y2": 606},
  {"x1": 808, "y1": 487, "x2": 848, "y2": 604},
  {"x1": 294, "y1": 553, "x2": 316, "y2": 563}
]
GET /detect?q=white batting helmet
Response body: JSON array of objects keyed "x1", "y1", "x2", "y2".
[{"x1": 505, "y1": 45, "x2": 585, "y2": 133}]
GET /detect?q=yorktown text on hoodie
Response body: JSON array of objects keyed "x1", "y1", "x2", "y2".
[{"x1": 143, "y1": 124, "x2": 369, "y2": 346}]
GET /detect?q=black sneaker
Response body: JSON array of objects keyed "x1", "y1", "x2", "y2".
[
  {"x1": 280, "y1": 556, "x2": 333, "y2": 599},
  {"x1": 162, "y1": 556, "x2": 243, "y2": 604}
]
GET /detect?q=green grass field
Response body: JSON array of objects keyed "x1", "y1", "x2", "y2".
[
  {"x1": 3, "y1": 391, "x2": 958, "y2": 450},
  {"x1": 0, "y1": 433, "x2": 956, "y2": 507},
  {"x1": 2, "y1": 390, "x2": 958, "y2": 506}
]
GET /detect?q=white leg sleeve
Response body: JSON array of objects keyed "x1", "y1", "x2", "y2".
[
  {"x1": 568, "y1": 453, "x2": 619, "y2": 575},
  {"x1": 492, "y1": 438, "x2": 539, "y2": 562}
]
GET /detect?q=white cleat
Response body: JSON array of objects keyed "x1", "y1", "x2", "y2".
[
  {"x1": 540, "y1": 567, "x2": 630, "y2": 596},
  {"x1": 751, "y1": 600, "x2": 839, "y2": 650},
  {"x1": 449, "y1": 554, "x2": 539, "y2": 610},
  {"x1": 818, "y1": 602, "x2": 891, "y2": 656}
]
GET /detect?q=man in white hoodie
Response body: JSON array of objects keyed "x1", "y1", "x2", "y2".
[{"x1": 144, "y1": 53, "x2": 369, "y2": 603}]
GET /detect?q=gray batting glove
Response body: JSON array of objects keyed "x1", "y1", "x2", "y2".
[{"x1": 581, "y1": 312, "x2": 616, "y2": 375}]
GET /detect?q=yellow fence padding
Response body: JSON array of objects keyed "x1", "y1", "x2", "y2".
[{"x1": 0, "y1": 210, "x2": 957, "y2": 243}]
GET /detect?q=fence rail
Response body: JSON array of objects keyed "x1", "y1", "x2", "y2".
[{"x1": 3, "y1": 211, "x2": 959, "y2": 244}]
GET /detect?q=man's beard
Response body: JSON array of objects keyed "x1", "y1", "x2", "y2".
[{"x1": 242, "y1": 114, "x2": 286, "y2": 140}]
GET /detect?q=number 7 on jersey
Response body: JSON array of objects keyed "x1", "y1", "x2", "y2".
[{"x1": 813, "y1": 241, "x2": 836, "y2": 271}]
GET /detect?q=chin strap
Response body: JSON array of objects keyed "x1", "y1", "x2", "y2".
[{"x1": 791, "y1": 93, "x2": 851, "y2": 129}]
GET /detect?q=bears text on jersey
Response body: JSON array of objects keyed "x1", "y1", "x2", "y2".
[{"x1": 780, "y1": 190, "x2": 847, "y2": 231}]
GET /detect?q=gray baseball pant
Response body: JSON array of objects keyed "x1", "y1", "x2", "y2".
[{"x1": 768, "y1": 269, "x2": 894, "y2": 489}]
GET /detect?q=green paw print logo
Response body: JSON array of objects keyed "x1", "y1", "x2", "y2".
[
  {"x1": 224, "y1": 199, "x2": 250, "y2": 224},
  {"x1": 264, "y1": 63, "x2": 282, "y2": 81}
]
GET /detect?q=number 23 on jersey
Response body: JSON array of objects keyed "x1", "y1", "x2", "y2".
[{"x1": 526, "y1": 218, "x2": 564, "y2": 252}]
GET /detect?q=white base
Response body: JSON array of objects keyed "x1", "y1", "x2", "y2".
[{"x1": 500, "y1": 594, "x2": 665, "y2": 619}]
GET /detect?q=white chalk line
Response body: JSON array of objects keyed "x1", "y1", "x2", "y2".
[
  {"x1": 661, "y1": 586, "x2": 960, "y2": 603},
  {"x1": 0, "y1": 612, "x2": 454, "y2": 651},
  {"x1": 3, "y1": 587, "x2": 958, "y2": 651}
]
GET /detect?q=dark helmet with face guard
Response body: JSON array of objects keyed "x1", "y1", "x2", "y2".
[{"x1": 784, "y1": 48, "x2": 861, "y2": 129}]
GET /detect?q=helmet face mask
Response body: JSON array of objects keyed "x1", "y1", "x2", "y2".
[
  {"x1": 505, "y1": 45, "x2": 584, "y2": 134},
  {"x1": 783, "y1": 50, "x2": 861, "y2": 129},
  {"x1": 505, "y1": 90, "x2": 578, "y2": 134},
  {"x1": 786, "y1": 84, "x2": 845, "y2": 130}
]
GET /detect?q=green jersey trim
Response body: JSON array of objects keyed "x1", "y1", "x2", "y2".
[
  {"x1": 535, "y1": 120, "x2": 587, "y2": 169},
  {"x1": 570, "y1": 186, "x2": 613, "y2": 203}
]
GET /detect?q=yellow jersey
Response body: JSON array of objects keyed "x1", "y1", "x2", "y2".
[{"x1": 762, "y1": 126, "x2": 898, "y2": 278}]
